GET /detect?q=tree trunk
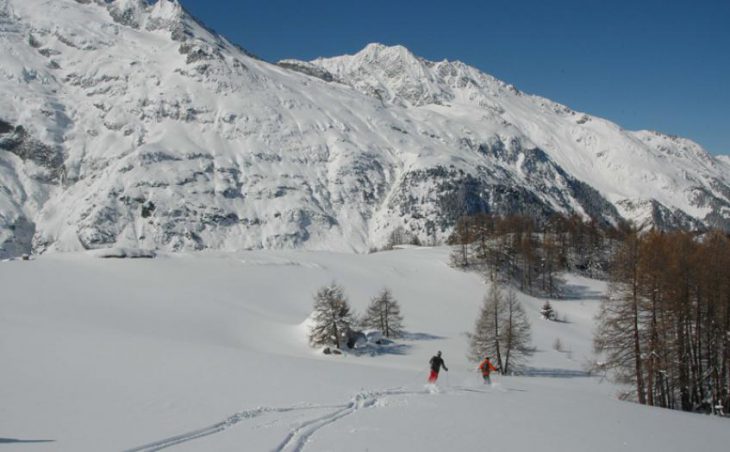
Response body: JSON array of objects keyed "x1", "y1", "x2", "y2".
[
  {"x1": 493, "y1": 297, "x2": 503, "y2": 370},
  {"x1": 384, "y1": 302, "x2": 389, "y2": 338},
  {"x1": 629, "y1": 238, "x2": 646, "y2": 405},
  {"x1": 331, "y1": 311, "x2": 340, "y2": 349},
  {"x1": 677, "y1": 314, "x2": 691, "y2": 411},
  {"x1": 504, "y1": 301, "x2": 514, "y2": 374},
  {"x1": 647, "y1": 285, "x2": 658, "y2": 407}
]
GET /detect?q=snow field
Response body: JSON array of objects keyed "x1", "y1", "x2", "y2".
[{"x1": 1, "y1": 247, "x2": 728, "y2": 451}]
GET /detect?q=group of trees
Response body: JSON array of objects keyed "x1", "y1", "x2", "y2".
[
  {"x1": 449, "y1": 213, "x2": 616, "y2": 296},
  {"x1": 384, "y1": 226, "x2": 423, "y2": 249},
  {"x1": 309, "y1": 284, "x2": 404, "y2": 349},
  {"x1": 310, "y1": 279, "x2": 535, "y2": 376},
  {"x1": 595, "y1": 229, "x2": 730, "y2": 415},
  {"x1": 451, "y1": 211, "x2": 730, "y2": 415}
]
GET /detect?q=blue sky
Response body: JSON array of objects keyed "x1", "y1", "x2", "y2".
[{"x1": 179, "y1": 0, "x2": 729, "y2": 155}]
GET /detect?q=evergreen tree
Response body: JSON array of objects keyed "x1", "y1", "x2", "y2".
[
  {"x1": 362, "y1": 288, "x2": 404, "y2": 338},
  {"x1": 541, "y1": 300, "x2": 555, "y2": 320},
  {"x1": 308, "y1": 283, "x2": 355, "y2": 349}
]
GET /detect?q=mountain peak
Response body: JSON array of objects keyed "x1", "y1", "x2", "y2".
[
  {"x1": 311, "y1": 43, "x2": 452, "y2": 107},
  {"x1": 107, "y1": 0, "x2": 149, "y2": 28},
  {"x1": 343, "y1": 42, "x2": 429, "y2": 70},
  {"x1": 357, "y1": 42, "x2": 416, "y2": 58},
  {"x1": 103, "y1": 0, "x2": 187, "y2": 32},
  {"x1": 149, "y1": 0, "x2": 183, "y2": 19}
]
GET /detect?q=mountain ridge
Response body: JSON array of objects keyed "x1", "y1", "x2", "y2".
[{"x1": 0, "y1": 0, "x2": 728, "y2": 258}]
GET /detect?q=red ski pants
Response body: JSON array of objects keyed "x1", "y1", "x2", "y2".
[{"x1": 428, "y1": 370, "x2": 439, "y2": 383}]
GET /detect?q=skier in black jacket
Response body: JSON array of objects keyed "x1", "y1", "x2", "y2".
[{"x1": 428, "y1": 351, "x2": 448, "y2": 383}]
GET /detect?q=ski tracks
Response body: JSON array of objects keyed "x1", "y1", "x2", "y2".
[
  {"x1": 272, "y1": 393, "x2": 375, "y2": 452},
  {"x1": 125, "y1": 386, "x2": 489, "y2": 452},
  {"x1": 273, "y1": 388, "x2": 426, "y2": 452},
  {"x1": 124, "y1": 404, "x2": 341, "y2": 452}
]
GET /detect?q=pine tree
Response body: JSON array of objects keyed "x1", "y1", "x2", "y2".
[
  {"x1": 541, "y1": 300, "x2": 555, "y2": 320},
  {"x1": 362, "y1": 288, "x2": 405, "y2": 338},
  {"x1": 308, "y1": 283, "x2": 355, "y2": 349}
]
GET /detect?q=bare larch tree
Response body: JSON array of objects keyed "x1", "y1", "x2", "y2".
[
  {"x1": 309, "y1": 283, "x2": 355, "y2": 349},
  {"x1": 362, "y1": 288, "x2": 404, "y2": 338}
]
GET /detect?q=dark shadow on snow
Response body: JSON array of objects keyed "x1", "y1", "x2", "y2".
[
  {"x1": 347, "y1": 342, "x2": 412, "y2": 357},
  {"x1": 521, "y1": 367, "x2": 592, "y2": 378},
  {"x1": 344, "y1": 331, "x2": 444, "y2": 357},
  {"x1": 547, "y1": 317, "x2": 572, "y2": 324},
  {"x1": 400, "y1": 332, "x2": 445, "y2": 341},
  {"x1": 560, "y1": 283, "x2": 604, "y2": 301},
  {"x1": 0, "y1": 438, "x2": 55, "y2": 444}
]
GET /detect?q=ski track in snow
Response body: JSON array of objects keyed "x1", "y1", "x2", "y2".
[
  {"x1": 123, "y1": 386, "x2": 496, "y2": 452},
  {"x1": 123, "y1": 404, "x2": 342, "y2": 452}
]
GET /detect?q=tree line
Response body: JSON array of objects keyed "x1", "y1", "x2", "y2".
[
  {"x1": 449, "y1": 213, "x2": 619, "y2": 296},
  {"x1": 449, "y1": 211, "x2": 730, "y2": 415},
  {"x1": 595, "y1": 229, "x2": 730, "y2": 415}
]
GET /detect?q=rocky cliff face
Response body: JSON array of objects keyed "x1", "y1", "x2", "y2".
[{"x1": 0, "y1": 0, "x2": 728, "y2": 258}]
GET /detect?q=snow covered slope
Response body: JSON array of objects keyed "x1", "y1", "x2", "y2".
[
  {"x1": 308, "y1": 44, "x2": 730, "y2": 230},
  {"x1": 1, "y1": 0, "x2": 729, "y2": 258},
  {"x1": 1, "y1": 248, "x2": 727, "y2": 451}
]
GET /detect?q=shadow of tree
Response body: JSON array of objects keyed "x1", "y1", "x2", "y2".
[
  {"x1": 400, "y1": 331, "x2": 445, "y2": 341},
  {"x1": 521, "y1": 367, "x2": 591, "y2": 378},
  {"x1": 560, "y1": 283, "x2": 604, "y2": 301},
  {"x1": 346, "y1": 330, "x2": 446, "y2": 356},
  {"x1": 348, "y1": 342, "x2": 412, "y2": 357},
  {"x1": 0, "y1": 438, "x2": 55, "y2": 444}
]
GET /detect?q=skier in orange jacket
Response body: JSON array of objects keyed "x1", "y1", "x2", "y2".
[{"x1": 477, "y1": 356, "x2": 499, "y2": 384}]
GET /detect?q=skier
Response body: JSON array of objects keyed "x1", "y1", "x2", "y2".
[
  {"x1": 428, "y1": 351, "x2": 448, "y2": 383},
  {"x1": 477, "y1": 356, "x2": 499, "y2": 384}
]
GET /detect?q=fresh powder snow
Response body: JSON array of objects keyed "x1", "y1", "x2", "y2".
[{"x1": 1, "y1": 247, "x2": 728, "y2": 451}]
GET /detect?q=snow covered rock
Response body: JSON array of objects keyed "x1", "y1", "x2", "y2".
[
  {"x1": 277, "y1": 59, "x2": 336, "y2": 82},
  {"x1": 107, "y1": 0, "x2": 148, "y2": 29},
  {"x1": 88, "y1": 246, "x2": 156, "y2": 258}
]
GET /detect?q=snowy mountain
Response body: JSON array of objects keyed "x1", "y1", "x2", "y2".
[
  {"x1": 1, "y1": 0, "x2": 729, "y2": 258},
  {"x1": 718, "y1": 155, "x2": 730, "y2": 170}
]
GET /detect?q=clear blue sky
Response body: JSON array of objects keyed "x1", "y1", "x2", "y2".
[{"x1": 179, "y1": 0, "x2": 729, "y2": 155}]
